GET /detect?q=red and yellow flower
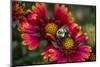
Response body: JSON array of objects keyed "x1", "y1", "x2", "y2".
[
  {"x1": 14, "y1": 2, "x2": 92, "y2": 63},
  {"x1": 12, "y1": 2, "x2": 25, "y2": 21}
]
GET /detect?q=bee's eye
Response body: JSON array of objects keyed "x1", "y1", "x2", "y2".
[
  {"x1": 56, "y1": 28, "x2": 68, "y2": 38},
  {"x1": 58, "y1": 31, "x2": 63, "y2": 34}
]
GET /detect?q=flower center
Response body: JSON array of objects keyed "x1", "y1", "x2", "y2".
[
  {"x1": 63, "y1": 37, "x2": 74, "y2": 49},
  {"x1": 45, "y1": 23, "x2": 58, "y2": 35}
]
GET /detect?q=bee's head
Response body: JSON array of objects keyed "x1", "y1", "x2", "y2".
[{"x1": 56, "y1": 26, "x2": 69, "y2": 39}]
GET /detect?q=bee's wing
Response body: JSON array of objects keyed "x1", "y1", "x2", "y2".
[{"x1": 51, "y1": 41, "x2": 61, "y2": 49}]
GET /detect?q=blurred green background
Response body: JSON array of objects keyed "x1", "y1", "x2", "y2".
[{"x1": 12, "y1": 1, "x2": 96, "y2": 66}]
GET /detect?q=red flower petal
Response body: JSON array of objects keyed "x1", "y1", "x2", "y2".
[
  {"x1": 75, "y1": 34, "x2": 88, "y2": 43},
  {"x1": 66, "y1": 45, "x2": 91, "y2": 62},
  {"x1": 26, "y1": 12, "x2": 40, "y2": 24},
  {"x1": 78, "y1": 45, "x2": 92, "y2": 53},
  {"x1": 18, "y1": 18, "x2": 38, "y2": 33},
  {"x1": 35, "y1": 3, "x2": 47, "y2": 21},
  {"x1": 21, "y1": 33, "x2": 40, "y2": 50},
  {"x1": 54, "y1": 4, "x2": 68, "y2": 21},
  {"x1": 54, "y1": 4, "x2": 74, "y2": 26},
  {"x1": 70, "y1": 26, "x2": 80, "y2": 39},
  {"x1": 42, "y1": 43, "x2": 60, "y2": 62},
  {"x1": 69, "y1": 52, "x2": 86, "y2": 62},
  {"x1": 57, "y1": 57, "x2": 67, "y2": 63}
]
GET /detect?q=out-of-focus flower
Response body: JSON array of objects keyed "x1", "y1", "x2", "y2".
[
  {"x1": 12, "y1": 2, "x2": 25, "y2": 21},
  {"x1": 83, "y1": 24, "x2": 96, "y2": 48},
  {"x1": 75, "y1": 10, "x2": 84, "y2": 20},
  {"x1": 89, "y1": 52, "x2": 96, "y2": 61},
  {"x1": 17, "y1": 3, "x2": 92, "y2": 63}
]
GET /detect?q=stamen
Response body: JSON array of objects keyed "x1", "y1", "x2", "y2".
[
  {"x1": 63, "y1": 37, "x2": 74, "y2": 49},
  {"x1": 45, "y1": 23, "x2": 58, "y2": 35}
]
